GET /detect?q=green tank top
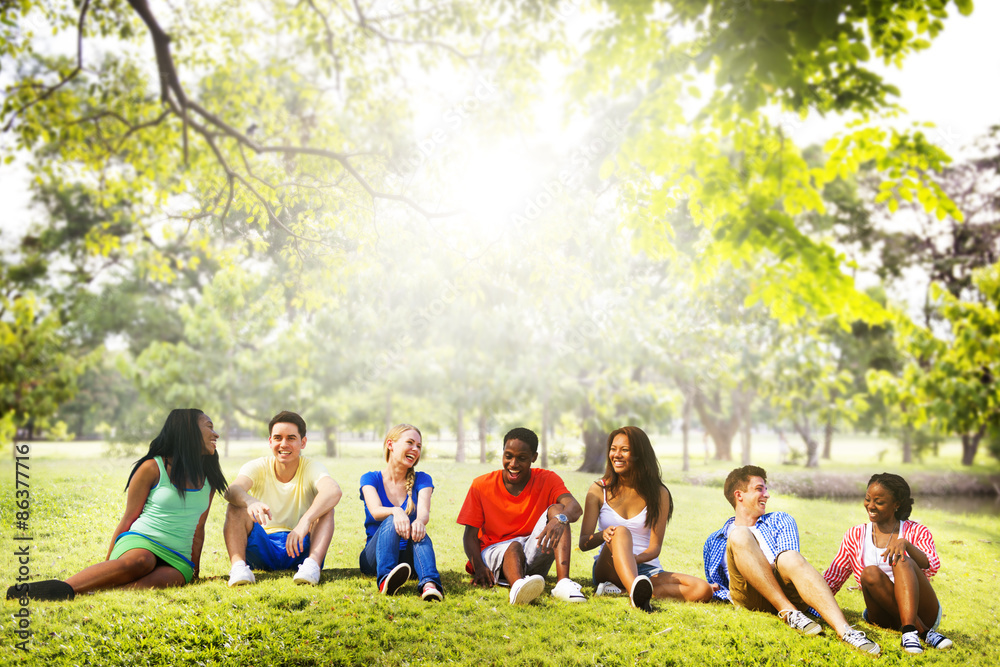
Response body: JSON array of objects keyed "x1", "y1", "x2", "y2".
[{"x1": 128, "y1": 456, "x2": 211, "y2": 559}]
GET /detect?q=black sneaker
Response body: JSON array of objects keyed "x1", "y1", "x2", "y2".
[
  {"x1": 378, "y1": 563, "x2": 411, "y2": 596},
  {"x1": 923, "y1": 629, "x2": 953, "y2": 650},
  {"x1": 6, "y1": 580, "x2": 75, "y2": 601}
]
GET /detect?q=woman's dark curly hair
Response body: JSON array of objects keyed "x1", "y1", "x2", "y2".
[{"x1": 867, "y1": 472, "x2": 914, "y2": 521}]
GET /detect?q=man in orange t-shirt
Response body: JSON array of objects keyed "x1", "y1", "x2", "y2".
[{"x1": 458, "y1": 427, "x2": 586, "y2": 605}]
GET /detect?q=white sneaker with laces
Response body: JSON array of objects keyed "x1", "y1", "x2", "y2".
[
  {"x1": 901, "y1": 630, "x2": 923, "y2": 654},
  {"x1": 509, "y1": 574, "x2": 545, "y2": 605},
  {"x1": 293, "y1": 558, "x2": 321, "y2": 585},
  {"x1": 551, "y1": 578, "x2": 586, "y2": 602},
  {"x1": 779, "y1": 609, "x2": 822, "y2": 636},
  {"x1": 228, "y1": 561, "x2": 255, "y2": 587},
  {"x1": 595, "y1": 582, "x2": 623, "y2": 596},
  {"x1": 842, "y1": 625, "x2": 881, "y2": 655}
]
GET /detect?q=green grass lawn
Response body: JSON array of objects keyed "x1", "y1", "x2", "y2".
[{"x1": 2, "y1": 439, "x2": 999, "y2": 666}]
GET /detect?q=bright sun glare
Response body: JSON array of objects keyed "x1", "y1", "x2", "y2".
[{"x1": 448, "y1": 142, "x2": 542, "y2": 243}]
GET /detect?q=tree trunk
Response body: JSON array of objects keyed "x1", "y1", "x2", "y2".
[
  {"x1": 541, "y1": 396, "x2": 550, "y2": 469},
  {"x1": 579, "y1": 427, "x2": 606, "y2": 473},
  {"x1": 692, "y1": 388, "x2": 739, "y2": 461},
  {"x1": 577, "y1": 399, "x2": 605, "y2": 473},
  {"x1": 901, "y1": 425, "x2": 913, "y2": 464},
  {"x1": 384, "y1": 391, "x2": 392, "y2": 435},
  {"x1": 478, "y1": 407, "x2": 487, "y2": 464},
  {"x1": 325, "y1": 422, "x2": 338, "y2": 457},
  {"x1": 741, "y1": 414, "x2": 751, "y2": 466},
  {"x1": 822, "y1": 415, "x2": 834, "y2": 460},
  {"x1": 961, "y1": 429, "x2": 983, "y2": 466},
  {"x1": 455, "y1": 404, "x2": 466, "y2": 463},
  {"x1": 681, "y1": 393, "x2": 691, "y2": 473},
  {"x1": 224, "y1": 409, "x2": 232, "y2": 458},
  {"x1": 794, "y1": 419, "x2": 820, "y2": 468}
]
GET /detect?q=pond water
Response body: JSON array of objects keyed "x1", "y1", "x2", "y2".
[{"x1": 829, "y1": 494, "x2": 1000, "y2": 516}]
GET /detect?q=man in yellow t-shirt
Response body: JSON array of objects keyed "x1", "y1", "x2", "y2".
[{"x1": 224, "y1": 411, "x2": 342, "y2": 586}]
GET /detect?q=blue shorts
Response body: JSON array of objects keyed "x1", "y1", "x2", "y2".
[
  {"x1": 245, "y1": 523, "x2": 318, "y2": 571},
  {"x1": 591, "y1": 556, "x2": 663, "y2": 584}
]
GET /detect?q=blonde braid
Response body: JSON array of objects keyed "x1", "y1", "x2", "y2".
[{"x1": 404, "y1": 467, "x2": 416, "y2": 516}]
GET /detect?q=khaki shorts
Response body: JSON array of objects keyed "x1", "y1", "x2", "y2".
[{"x1": 725, "y1": 540, "x2": 807, "y2": 614}]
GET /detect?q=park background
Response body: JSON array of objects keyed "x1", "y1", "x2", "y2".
[{"x1": 2, "y1": 0, "x2": 1000, "y2": 664}]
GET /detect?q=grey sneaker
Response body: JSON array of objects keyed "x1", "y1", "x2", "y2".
[
  {"x1": 842, "y1": 626, "x2": 881, "y2": 655},
  {"x1": 923, "y1": 629, "x2": 953, "y2": 650},
  {"x1": 779, "y1": 609, "x2": 822, "y2": 636}
]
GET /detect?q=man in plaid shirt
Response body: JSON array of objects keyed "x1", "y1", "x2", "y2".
[{"x1": 703, "y1": 466, "x2": 880, "y2": 656}]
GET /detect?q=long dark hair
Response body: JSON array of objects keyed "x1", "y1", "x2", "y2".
[
  {"x1": 125, "y1": 409, "x2": 228, "y2": 498},
  {"x1": 602, "y1": 426, "x2": 672, "y2": 528}
]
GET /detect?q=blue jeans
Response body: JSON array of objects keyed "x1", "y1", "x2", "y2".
[{"x1": 359, "y1": 517, "x2": 442, "y2": 590}]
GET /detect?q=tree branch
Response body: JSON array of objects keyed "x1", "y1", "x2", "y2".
[{"x1": 2, "y1": 0, "x2": 92, "y2": 132}]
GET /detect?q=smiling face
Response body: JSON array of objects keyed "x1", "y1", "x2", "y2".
[
  {"x1": 502, "y1": 438, "x2": 537, "y2": 489},
  {"x1": 269, "y1": 420, "x2": 306, "y2": 464},
  {"x1": 199, "y1": 413, "x2": 218, "y2": 455},
  {"x1": 864, "y1": 482, "x2": 900, "y2": 525},
  {"x1": 608, "y1": 433, "x2": 633, "y2": 476},
  {"x1": 735, "y1": 476, "x2": 770, "y2": 521},
  {"x1": 389, "y1": 428, "x2": 422, "y2": 468}
]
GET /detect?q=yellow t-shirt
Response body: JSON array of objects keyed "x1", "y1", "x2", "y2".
[{"x1": 238, "y1": 456, "x2": 331, "y2": 534}]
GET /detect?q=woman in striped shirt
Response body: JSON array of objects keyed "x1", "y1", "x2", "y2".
[{"x1": 824, "y1": 473, "x2": 953, "y2": 654}]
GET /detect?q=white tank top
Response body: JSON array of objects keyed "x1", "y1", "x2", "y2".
[
  {"x1": 861, "y1": 522, "x2": 897, "y2": 582},
  {"x1": 596, "y1": 486, "x2": 663, "y2": 570}
]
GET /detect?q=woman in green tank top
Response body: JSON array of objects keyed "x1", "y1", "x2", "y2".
[{"x1": 6, "y1": 409, "x2": 228, "y2": 601}]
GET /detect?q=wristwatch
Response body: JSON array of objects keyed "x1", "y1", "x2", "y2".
[{"x1": 555, "y1": 513, "x2": 569, "y2": 525}]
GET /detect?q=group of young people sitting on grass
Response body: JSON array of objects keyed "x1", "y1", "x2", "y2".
[{"x1": 7, "y1": 409, "x2": 954, "y2": 657}]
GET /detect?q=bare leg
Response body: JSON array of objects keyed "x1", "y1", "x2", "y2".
[
  {"x1": 890, "y1": 557, "x2": 921, "y2": 629},
  {"x1": 120, "y1": 564, "x2": 186, "y2": 590},
  {"x1": 65, "y1": 549, "x2": 158, "y2": 594},
  {"x1": 860, "y1": 566, "x2": 901, "y2": 628},
  {"x1": 554, "y1": 523, "x2": 573, "y2": 581},
  {"x1": 775, "y1": 550, "x2": 851, "y2": 637},
  {"x1": 728, "y1": 527, "x2": 797, "y2": 611},
  {"x1": 651, "y1": 571, "x2": 714, "y2": 603},
  {"x1": 592, "y1": 542, "x2": 626, "y2": 589},
  {"x1": 224, "y1": 503, "x2": 254, "y2": 565},
  {"x1": 306, "y1": 509, "x2": 335, "y2": 564},
  {"x1": 501, "y1": 542, "x2": 527, "y2": 584},
  {"x1": 600, "y1": 529, "x2": 640, "y2": 592},
  {"x1": 913, "y1": 565, "x2": 940, "y2": 633}
]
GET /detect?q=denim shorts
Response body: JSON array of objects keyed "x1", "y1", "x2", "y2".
[{"x1": 591, "y1": 554, "x2": 663, "y2": 584}]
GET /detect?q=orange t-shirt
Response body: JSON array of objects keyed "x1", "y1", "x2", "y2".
[{"x1": 457, "y1": 468, "x2": 570, "y2": 551}]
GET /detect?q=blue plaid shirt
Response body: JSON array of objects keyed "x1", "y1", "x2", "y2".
[{"x1": 703, "y1": 512, "x2": 801, "y2": 603}]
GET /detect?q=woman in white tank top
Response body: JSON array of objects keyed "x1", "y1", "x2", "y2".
[{"x1": 579, "y1": 426, "x2": 717, "y2": 610}]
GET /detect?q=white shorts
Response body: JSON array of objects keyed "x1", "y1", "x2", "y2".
[{"x1": 479, "y1": 513, "x2": 554, "y2": 584}]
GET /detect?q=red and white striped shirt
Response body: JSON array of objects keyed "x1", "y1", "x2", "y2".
[{"x1": 824, "y1": 520, "x2": 940, "y2": 594}]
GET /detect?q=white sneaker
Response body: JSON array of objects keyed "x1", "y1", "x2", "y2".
[
  {"x1": 551, "y1": 577, "x2": 586, "y2": 602},
  {"x1": 293, "y1": 558, "x2": 321, "y2": 585},
  {"x1": 228, "y1": 561, "x2": 255, "y2": 587},
  {"x1": 595, "y1": 581, "x2": 623, "y2": 596},
  {"x1": 509, "y1": 574, "x2": 545, "y2": 605}
]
